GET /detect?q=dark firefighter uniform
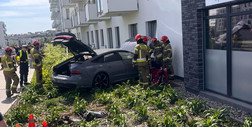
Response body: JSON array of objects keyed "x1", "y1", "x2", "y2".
[
  {"x1": 161, "y1": 36, "x2": 174, "y2": 79},
  {"x1": 1, "y1": 47, "x2": 19, "y2": 97},
  {"x1": 142, "y1": 36, "x2": 152, "y2": 69},
  {"x1": 133, "y1": 34, "x2": 150, "y2": 87},
  {"x1": 152, "y1": 38, "x2": 163, "y2": 68},
  {"x1": 30, "y1": 41, "x2": 43, "y2": 86},
  {"x1": 16, "y1": 45, "x2": 29, "y2": 87}
]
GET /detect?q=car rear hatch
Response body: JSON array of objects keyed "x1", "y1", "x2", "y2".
[{"x1": 52, "y1": 32, "x2": 97, "y2": 56}]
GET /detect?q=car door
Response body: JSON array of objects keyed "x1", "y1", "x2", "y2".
[
  {"x1": 103, "y1": 52, "x2": 126, "y2": 82},
  {"x1": 118, "y1": 51, "x2": 138, "y2": 76}
]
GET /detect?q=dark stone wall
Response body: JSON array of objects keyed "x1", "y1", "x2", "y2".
[{"x1": 181, "y1": 0, "x2": 205, "y2": 93}]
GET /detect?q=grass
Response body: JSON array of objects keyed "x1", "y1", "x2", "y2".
[{"x1": 4, "y1": 44, "x2": 251, "y2": 126}]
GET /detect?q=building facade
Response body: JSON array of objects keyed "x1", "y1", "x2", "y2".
[
  {"x1": 0, "y1": 21, "x2": 7, "y2": 48},
  {"x1": 49, "y1": 0, "x2": 184, "y2": 78},
  {"x1": 182, "y1": 0, "x2": 252, "y2": 111}
]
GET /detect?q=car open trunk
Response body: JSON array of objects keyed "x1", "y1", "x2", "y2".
[
  {"x1": 53, "y1": 53, "x2": 93, "y2": 76},
  {"x1": 51, "y1": 32, "x2": 96, "y2": 76}
]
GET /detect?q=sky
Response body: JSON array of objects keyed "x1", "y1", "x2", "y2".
[{"x1": 0, "y1": 0, "x2": 53, "y2": 34}]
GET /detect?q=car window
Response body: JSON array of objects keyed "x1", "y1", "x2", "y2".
[
  {"x1": 93, "y1": 56, "x2": 104, "y2": 63},
  {"x1": 118, "y1": 52, "x2": 133, "y2": 60},
  {"x1": 104, "y1": 53, "x2": 121, "y2": 62}
]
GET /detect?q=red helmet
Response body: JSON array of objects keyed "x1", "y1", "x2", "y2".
[
  {"x1": 135, "y1": 34, "x2": 142, "y2": 41},
  {"x1": 142, "y1": 36, "x2": 149, "y2": 43},
  {"x1": 151, "y1": 37, "x2": 157, "y2": 43},
  {"x1": 5, "y1": 47, "x2": 12, "y2": 52},
  {"x1": 33, "y1": 40, "x2": 40, "y2": 46},
  {"x1": 160, "y1": 36, "x2": 168, "y2": 43}
]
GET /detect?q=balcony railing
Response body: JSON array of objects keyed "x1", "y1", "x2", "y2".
[
  {"x1": 63, "y1": 19, "x2": 72, "y2": 29},
  {"x1": 52, "y1": 20, "x2": 61, "y2": 28},
  {"x1": 70, "y1": 0, "x2": 86, "y2": 3},
  {"x1": 97, "y1": 0, "x2": 138, "y2": 17},
  {"x1": 62, "y1": 0, "x2": 76, "y2": 7},
  {"x1": 85, "y1": 1, "x2": 110, "y2": 22}
]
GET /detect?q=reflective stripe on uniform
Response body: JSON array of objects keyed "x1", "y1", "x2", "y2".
[
  {"x1": 12, "y1": 86, "x2": 17, "y2": 88},
  {"x1": 163, "y1": 57, "x2": 172, "y2": 61},
  {"x1": 137, "y1": 58, "x2": 147, "y2": 62},
  {"x1": 157, "y1": 54, "x2": 162, "y2": 58}
]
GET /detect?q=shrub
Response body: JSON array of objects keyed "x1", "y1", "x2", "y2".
[
  {"x1": 243, "y1": 117, "x2": 252, "y2": 127},
  {"x1": 134, "y1": 104, "x2": 148, "y2": 122},
  {"x1": 5, "y1": 103, "x2": 33, "y2": 126},
  {"x1": 73, "y1": 96, "x2": 87, "y2": 115},
  {"x1": 186, "y1": 99, "x2": 206, "y2": 115}
]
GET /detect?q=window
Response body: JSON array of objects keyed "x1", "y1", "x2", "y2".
[
  {"x1": 93, "y1": 56, "x2": 104, "y2": 63},
  {"x1": 209, "y1": 7, "x2": 226, "y2": 16},
  {"x1": 66, "y1": 8, "x2": 70, "y2": 19},
  {"x1": 129, "y1": 24, "x2": 137, "y2": 38},
  {"x1": 87, "y1": 32, "x2": 90, "y2": 45},
  {"x1": 95, "y1": 30, "x2": 100, "y2": 49},
  {"x1": 232, "y1": 2, "x2": 252, "y2": 13},
  {"x1": 97, "y1": 0, "x2": 103, "y2": 14},
  {"x1": 104, "y1": 53, "x2": 121, "y2": 62},
  {"x1": 100, "y1": 29, "x2": 104, "y2": 46},
  {"x1": 207, "y1": 18, "x2": 227, "y2": 50},
  {"x1": 107, "y1": 28, "x2": 113, "y2": 48},
  {"x1": 115, "y1": 27, "x2": 120, "y2": 48},
  {"x1": 118, "y1": 52, "x2": 133, "y2": 60},
  {"x1": 146, "y1": 20, "x2": 157, "y2": 38},
  {"x1": 91, "y1": 31, "x2": 94, "y2": 46}
]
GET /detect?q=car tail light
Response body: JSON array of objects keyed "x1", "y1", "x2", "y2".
[{"x1": 71, "y1": 71, "x2": 82, "y2": 75}]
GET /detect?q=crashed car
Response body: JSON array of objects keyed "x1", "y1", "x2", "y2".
[{"x1": 51, "y1": 32, "x2": 138, "y2": 88}]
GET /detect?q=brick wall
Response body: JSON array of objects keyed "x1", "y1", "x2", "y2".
[{"x1": 181, "y1": 0, "x2": 205, "y2": 93}]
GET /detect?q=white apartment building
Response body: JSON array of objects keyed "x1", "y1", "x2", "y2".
[
  {"x1": 49, "y1": 0, "x2": 184, "y2": 77},
  {"x1": 0, "y1": 21, "x2": 7, "y2": 48}
]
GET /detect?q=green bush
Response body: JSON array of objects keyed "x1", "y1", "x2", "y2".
[
  {"x1": 73, "y1": 96, "x2": 87, "y2": 115},
  {"x1": 134, "y1": 104, "x2": 148, "y2": 122},
  {"x1": 243, "y1": 117, "x2": 252, "y2": 127},
  {"x1": 5, "y1": 103, "x2": 33, "y2": 125}
]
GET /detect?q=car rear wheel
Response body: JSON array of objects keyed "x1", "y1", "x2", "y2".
[{"x1": 93, "y1": 73, "x2": 109, "y2": 88}]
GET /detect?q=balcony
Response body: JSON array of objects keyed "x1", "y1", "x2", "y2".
[
  {"x1": 63, "y1": 19, "x2": 72, "y2": 29},
  {"x1": 97, "y1": 0, "x2": 138, "y2": 17},
  {"x1": 51, "y1": 8, "x2": 60, "y2": 20},
  {"x1": 77, "y1": 9, "x2": 90, "y2": 26},
  {"x1": 85, "y1": 1, "x2": 110, "y2": 22},
  {"x1": 70, "y1": 0, "x2": 86, "y2": 3},
  {"x1": 52, "y1": 20, "x2": 61, "y2": 28},
  {"x1": 72, "y1": 15, "x2": 78, "y2": 28},
  {"x1": 62, "y1": 0, "x2": 76, "y2": 7}
]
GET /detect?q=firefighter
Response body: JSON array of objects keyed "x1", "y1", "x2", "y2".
[
  {"x1": 161, "y1": 36, "x2": 174, "y2": 80},
  {"x1": 132, "y1": 34, "x2": 150, "y2": 87},
  {"x1": 142, "y1": 36, "x2": 152, "y2": 69},
  {"x1": 151, "y1": 37, "x2": 163, "y2": 68},
  {"x1": 30, "y1": 40, "x2": 43, "y2": 86},
  {"x1": 16, "y1": 45, "x2": 29, "y2": 87},
  {"x1": 1, "y1": 47, "x2": 19, "y2": 97}
]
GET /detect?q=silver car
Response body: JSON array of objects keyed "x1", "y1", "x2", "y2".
[{"x1": 51, "y1": 33, "x2": 138, "y2": 88}]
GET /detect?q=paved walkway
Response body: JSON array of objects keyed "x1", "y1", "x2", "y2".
[{"x1": 0, "y1": 67, "x2": 34, "y2": 115}]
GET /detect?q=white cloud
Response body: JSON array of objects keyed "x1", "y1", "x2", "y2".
[{"x1": 0, "y1": 0, "x2": 48, "y2": 7}]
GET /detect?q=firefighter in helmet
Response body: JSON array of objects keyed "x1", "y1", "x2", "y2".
[
  {"x1": 142, "y1": 36, "x2": 152, "y2": 69},
  {"x1": 161, "y1": 36, "x2": 174, "y2": 80},
  {"x1": 132, "y1": 34, "x2": 150, "y2": 87},
  {"x1": 16, "y1": 45, "x2": 29, "y2": 87},
  {"x1": 151, "y1": 37, "x2": 163, "y2": 68},
  {"x1": 30, "y1": 40, "x2": 43, "y2": 86},
  {"x1": 1, "y1": 47, "x2": 19, "y2": 97}
]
